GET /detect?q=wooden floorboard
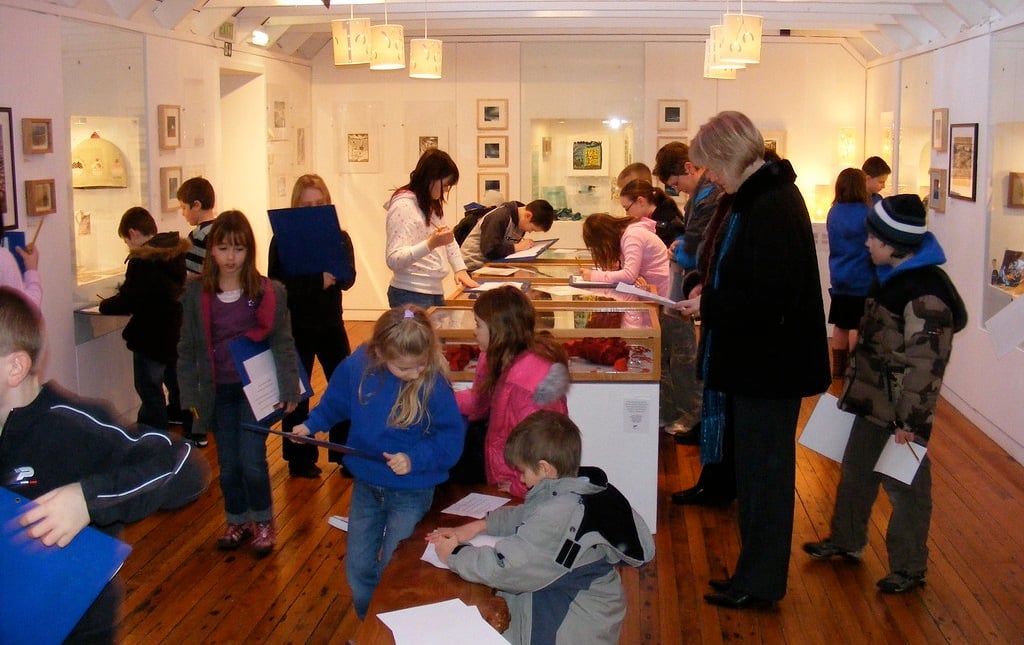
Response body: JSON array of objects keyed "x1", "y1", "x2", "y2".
[{"x1": 115, "y1": 321, "x2": 1024, "y2": 644}]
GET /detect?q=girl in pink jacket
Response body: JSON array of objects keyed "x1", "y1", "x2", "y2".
[
  {"x1": 456, "y1": 286, "x2": 571, "y2": 497},
  {"x1": 581, "y1": 211, "x2": 670, "y2": 298}
]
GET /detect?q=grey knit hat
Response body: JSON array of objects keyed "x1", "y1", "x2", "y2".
[{"x1": 866, "y1": 194, "x2": 927, "y2": 247}]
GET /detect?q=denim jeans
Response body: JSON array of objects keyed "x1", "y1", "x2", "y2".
[
  {"x1": 387, "y1": 286, "x2": 444, "y2": 309},
  {"x1": 213, "y1": 383, "x2": 273, "y2": 524},
  {"x1": 347, "y1": 480, "x2": 434, "y2": 618}
]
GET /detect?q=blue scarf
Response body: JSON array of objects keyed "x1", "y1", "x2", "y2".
[{"x1": 699, "y1": 211, "x2": 740, "y2": 464}]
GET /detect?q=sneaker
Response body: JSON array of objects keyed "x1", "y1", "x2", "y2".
[
  {"x1": 184, "y1": 432, "x2": 209, "y2": 447},
  {"x1": 252, "y1": 521, "x2": 276, "y2": 558},
  {"x1": 877, "y1": 571, "x2": 926, "y2": 594},
  {"x1": 802, "y1": 539, "x2": 863, "y2": 561},
  {"x1": 217, "y1": 522, "x2": 253, "y2": 550}
]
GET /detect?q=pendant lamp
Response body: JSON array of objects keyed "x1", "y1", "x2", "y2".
[
  {"x1": 709, "y1": 24, "x2": 745, "y2": 70},
  {"x1": 408, "y1": 0, "x2": 441, "y2": 79},
  {"x1": 720, "y1": 2, "x2": 763, "y2": 65},
  {"x1": 703, "y1": 38, "x2": 737, "y2": 80},
  {"x1": 331, "y1": 8, "x2": 371, "y2": 66},
  {"x1": 370, "y1": 0, "x2": 405, "y2": 70}
]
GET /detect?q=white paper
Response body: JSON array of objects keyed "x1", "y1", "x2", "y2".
[
  {"x1": 421, "y1": 534, "x2": 502, "y2": 569},
  {"x1": 465, "y1": 281, "x2": 528, "y2": 293},
  {"x1": 985, "y1": 293, "x2": 1024, "y2": 357},
  {"x1": 569, "y1": 274, "x2": 616, "y2": 288},
  {"x1": 874, "y1": 436, "x2": 928, "y2": 485},
  {"x1": 327, "y1": 515, "x2": 348, "y2": 531},
  {"x1": 798, "y1": 393, "x2": 856, "y2": 462},
  {"x1": 472, "y1": 266, "x2": 519, "y2": 276},
  {"x1": 440, "y1": 493, "x2": 511, "y2": 519},
  {"x1": 614, "y1": 281, "x2": 678, "y2": 307},
  {"x1": 377, "y1": 599, "x2": 507, "y2": 645},
  {"x1": 239, "y1": 348, "x2": 309, "y2": 421}
]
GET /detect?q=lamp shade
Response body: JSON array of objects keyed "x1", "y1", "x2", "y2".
[
  {"x1": 408, "y1": 38, "x2": 442, "y2": 79},
  {"x1": 71, "y1": 132, "x2": 129, "y2": 189},
  {"x1": 332, "y1": 18, "x2": 371, "y2": 65},
  {"x1": 703, "y1": 39, "x2": 737, "y2": 80},
  {"x1": 720, "y1": 12, "x2": 763, "y2": 65},
  {"x1": 709, "y1": 24, "x2": 745, "y2": 70},
  {"x1": 370, "y1": 23, "x2": 405, "y2": 70}
]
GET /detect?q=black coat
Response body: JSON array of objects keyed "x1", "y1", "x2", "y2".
[
  {"x1": 99, "y1": 233, "x2": 189, "y2": 364},
  {"x1": 698, "y1": 160, "x2": 830, "y2": 398}
]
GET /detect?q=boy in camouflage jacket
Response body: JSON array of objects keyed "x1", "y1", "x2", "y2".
[{"x1": 803, "y1": 194, "x2": 966, "y2": 594}]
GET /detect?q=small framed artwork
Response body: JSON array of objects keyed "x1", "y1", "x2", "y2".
[
  {"x1": 477, "y1": 135, "x2": 508, "y2": 168},
  {"x1": 1, "y1": 107, "x2": 17, "y2": 230},
  {"x1": 24, "y1": 179, "x2": 56, "y2": 216},
  {"x1": 21, "y1": 118, "x2": 53, "y2": 154},
  {"x1": 478, "y1": 172, "x2": 508, "y2": 201},
  {"x1": 762, "y1": 130, "x2": 786, "y2": 158},
  {"x1": 157, "y1": 104, "x2": 181, "y2": 150},
  {"x1": 657, "y1": 99, "x2": 688, "y2": 131},
  {"x1": 656, "y1": 136, "x2": 689, "y2": 151},
  {"x1": 347, "y1": 132, "x2": 369, "y2": 163},
  {"x1": 931, "y1": 108, "x2": 949, "y2": 152},
  {"x1": 948, "y1": 123, "x2": 978, "y2": 202},
  {"x1": 159, "y1": 166, "x2": 182, "y2": 213},
  {"x1": 928, "y1": 168, "x2": 947, "y2": 213},
  {"x1": 1008, "y1": 172, "x2": 1024, "y2": 209},
  {"x1": 418, "y1": 135, "x2": 439, "y2": 155},
  {"x1": 568, "y1": 137, "x2": 609, "y2": 176},
  {"x1": 477, "y1": 99, "x2": 508, "y2": 130}
]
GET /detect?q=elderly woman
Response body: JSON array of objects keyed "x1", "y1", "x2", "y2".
[{"x1": 676, "y1": 111, "x2": 830, "y2": 608}]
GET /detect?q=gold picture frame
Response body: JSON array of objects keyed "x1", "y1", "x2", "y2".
[
  {"x1": 478, "y1": 172, "x2": 508, "y2": 201},
  {"x1": 931, "y1": 108, "x2": 949, "y2": 152},
  {"x1": 477, "y1": 135, "x2": 508, "y2": 168},
  {"x1": 21, "y1": 118, "x2": 52, "y2": 154},
  {"x1": 158, "y1": 104, "x2": 181, "y2": 150},
  {"x1": 160, "y1": 166, "x2": 183, "y2": 212},
  {"x1": 1008, "y1": 172, "x2": 1024, "y2": 209},
  {"x1": 928, "y1": 167, "x2": 947, "y2": 213},
  {"x1": 477, "y1": 99, "x2": 508, "y2": 130},
  {"x1": 24, "y1": 178, "x2": 56, "y2": 216},
  {"x1": 656, "y1": 99, "x2": 688, "y2": 131}
]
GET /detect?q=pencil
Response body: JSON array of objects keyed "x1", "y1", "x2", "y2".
[
  {"x1": 906, "y1": 441, "x2": 920, "y2": 462},
  {"x1": 28, "y1": 217, "x2": 44, "y2": 250}
]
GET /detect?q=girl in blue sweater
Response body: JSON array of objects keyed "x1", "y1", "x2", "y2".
[{"x1": 293, "y1": 306, "x2": 464, "y2": 618}]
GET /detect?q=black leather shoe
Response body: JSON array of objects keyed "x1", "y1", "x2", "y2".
[
  {"x1": 671, "y1": 486, "x2": 734, "y2": 506},
  {"x1": 288, "y1": 462, "x2": 322, "y2": 479},
  {"x1": 704, "y1": 588, "x2": 774, "y2": 610},
  {"x1": 673, "y1": 429, "x2": 700, "y2": 445},
  {"x1": 708, "y1": 578, "x2": 732, "y2": 592}
]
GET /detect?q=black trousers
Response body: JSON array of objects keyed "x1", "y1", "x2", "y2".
[
  {"x1": 728, "y1": 394, "x2": 800, "y2": 601},
  {"x1": 281, "y1": 325, "x2": 351, "y2": 465}
]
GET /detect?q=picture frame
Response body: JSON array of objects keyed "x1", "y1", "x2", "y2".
[
  {"x1": 0, "y1": 107, "x2": 17, "y2": 230},
  {"x1": 477, "y1": 135, "x2": 508, "y2": 168},
  {"x1": 656, "y1": 99, "x2": 688, "y2": 131},
  {"x1": 477, "y1": 172, "x2": 508, "y2": 201},
  {"x1": 928, "y1": 167, "x2": 947, "y2": 213},
  {"x1": 21, "y1": 118, "x2": 53, "y2": 154},
  {"x1": 159, "y1": 166, "x2": 182, "y2": 213},
  {"x1": 568, "y1": 137, "x2": 609, "y2": 176},
  {"x1": 931, "y1": 108, "x2": 949, "y2": 152},
  {"x1": 477, "y1": 99, "x2": 508, "y2": 130},
  {"x1": 24, "y1": 179, "x2": 55, "y2": 216},
  {"x1": 762, "y1": 130, "x2": 787, "y2": 158},
  {"x1": 948, "y1": 123, "x2": 978, "y2": 202},
  {"x1": 157, "y1": 104, "x2": 181, "y2": 150},
  {"x1": 1008, "y1": 172, "x2": 1024, "y2": 209},
  {"x1": 656, "y1": 135, "x2": 689, "y2": 151},
  {"x1": 418, "y1": 135, "x2": 439, "y2": 155}
]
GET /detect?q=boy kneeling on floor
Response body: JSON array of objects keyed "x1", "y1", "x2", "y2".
[{"x1": 428, "y1": 410, "x2": 655, "y2": 644}]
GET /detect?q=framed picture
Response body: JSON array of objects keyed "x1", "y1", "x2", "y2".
[
  {"x1": 160, "y1": 167, "x2": 183, "y2": 213},
  {"x1": 0, "y1": 107, "x2": 17, "y2": 230},
  {"x1": 21, "y1": 118, "x2": 52, "y2": 154},
  {"x1": 948, "y1": 123, "x2": 978, "y2": 202},
  {"x1": 568, "y1": 137, "x2": 609, "y2": 176},
  {"x1": 477, "y1": 172, "x2": 508, "y2": 201},
  {"x1": 477, "y1": 99, "x2": 508, "y2": 130},
  {"x1": 762, "y1": 130, "x2": 787, "y2": 158},
  {"x1": 1008, "y1": 172, "x2": 1024, "y2": 209},
  {"x1": 418, "y1": 135, "x2": 439, "y2": 155},
  {"x1": 931, "y1": 108, "x2": 949, "y2": 152},
  {"x1": 24, "y1": 179, "x2": 55, "y2": 216},
  {"x1": 656, "y1": 136, "x2": 689, "y2": 151},
  {"x1": 157, "y1": 104, "x2": 181, "y2": 150},
  {"x1": 657, "y1": 99, "x2": 688, "y2": 131},
  {"x1": 477, "y1": 135, "x2": 508, "y2": 168},
  {"x1": 928, "y1": 168, "x2": 947, "y2": 213}
]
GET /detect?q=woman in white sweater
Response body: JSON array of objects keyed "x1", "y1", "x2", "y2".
[{"x1": 385, "y1": 149, "x2": 478, "y2": 307}]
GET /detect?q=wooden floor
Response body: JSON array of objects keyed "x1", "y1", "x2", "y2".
[{"x1": 119, "y1": 320, "x2": 1024, "y2": 643}]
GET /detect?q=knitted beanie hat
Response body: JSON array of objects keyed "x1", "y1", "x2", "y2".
[{"x1": 866, "y1": 194, "x2": 927, "y2": 247}]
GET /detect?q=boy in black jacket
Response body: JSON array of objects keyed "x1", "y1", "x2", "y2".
[
  {"x1": 100, "y1": 207, "x2": 191, "y2": 434},
  {"x1": 0, "y1": 286, "x2": 210, "y2": 643}
]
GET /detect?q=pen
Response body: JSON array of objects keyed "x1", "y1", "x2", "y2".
[{"x1": 906, "y1": 441, "x2": 920, "y2": 462}]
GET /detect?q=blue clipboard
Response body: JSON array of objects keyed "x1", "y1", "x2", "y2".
[
  {"x1": 267, "y1": 205, "x2": 349, "y2": 279},
  {"x1": 0, "y1": 487, "x2": 132, "y2": 644},
  {"x1": 228, "y1": 336, "x2": 312, "y2": 424},
  {"x1": 1, "y1": 231, "x2": 27, "y2": 274}
]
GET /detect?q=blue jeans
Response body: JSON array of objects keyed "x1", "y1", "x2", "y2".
[
  {"x1": 387, "y1": 286, "x2": 444, "y2": 309},
  {"x1": 213, "y1": 383, "x2": 273, "y2": 524},
  {"x1": 347, "y1": 480, "x2": 434, "y2": 618}
]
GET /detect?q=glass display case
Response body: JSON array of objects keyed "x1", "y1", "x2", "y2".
[
  {"x1": 470, "y1": 261, "x2": 580, "y2": 284},
  {"x1": 430, "y1": 302, "x2": 660, "y2": 383}
]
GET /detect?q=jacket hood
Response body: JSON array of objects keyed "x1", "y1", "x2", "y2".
[
  {"x1": 876, "y1": 232, "x2": 946, "y2": 286},
  {"x1": 731, "y1": 159, "x2": 798, "y2": 212},
  {"x1": 128, "y1": 232, "x2": 191, "y2": 262}
]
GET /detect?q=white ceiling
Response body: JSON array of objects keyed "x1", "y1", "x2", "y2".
[{"x1": 68, "y1": 0, "x2": 1024, "y2": 62}]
